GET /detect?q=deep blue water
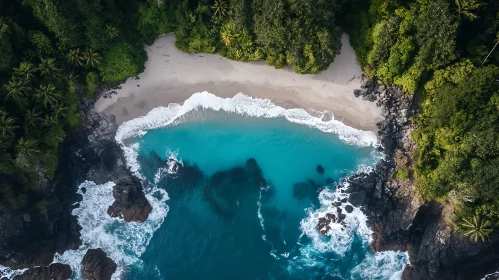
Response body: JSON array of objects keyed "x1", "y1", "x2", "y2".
[{"x1": 123, "y1": 110, "x2": 394, "y2": 279}]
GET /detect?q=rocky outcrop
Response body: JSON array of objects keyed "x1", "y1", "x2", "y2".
[
  {"x1": 0, "y1": 97, "x2": 147, "y2": 271},
  {"x1": 107, "y1": 169, "x2": 152, "y2": 222},
  {"x1": 204, "y1": 158, "x2": 266, "y2": 218},
  {"x1": 317, "y1": 213, "x2": 346, "y2": 235},
  {"x1": 10, "y1": 263, "x2": 72, "y2": 280},
  {"x1": 81, "y1": 248, "x2": 117, "y2": 280},
  {"x1": 349, "y1": 77, "x2": 499, "y2": 279}
]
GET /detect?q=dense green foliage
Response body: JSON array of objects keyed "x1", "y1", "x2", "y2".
[
  {"x1": 2, "y1": 0, "x2": 499, "y2": 240},
  {"x1": 0, "y1": 0, "x2": 147, "y2": 212},
  {"x1": 346, "y1": 0, "x2": 499, "y2": 233},
  {"x1": 139, "y1": 0, "x2": 345, "y2": 73},
  {"x1": 0, "y1": 0, "x2": 346, "y2": 214}
]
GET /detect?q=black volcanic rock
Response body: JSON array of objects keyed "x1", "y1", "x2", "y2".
[
  {"x1": 12, "y1": 263, "x2": 72, "y2": 280},
  {"x1": 348, "y1": 76, "x2": 499, "y2": 279},
  {"x1": 317, "y1": 213, "x2": 337, "y2": 235},
  {"x1": 107, "y1": 168, "x2": 152, "y2": 222},
  {"x1": 81, "y1": 248, "x2": 117, "y2": 280}
]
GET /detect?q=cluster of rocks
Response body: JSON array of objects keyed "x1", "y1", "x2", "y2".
[
  {"x1": 346, "y1": 76, "x2": 499, "y2": 279},
  {"x1": 5, "y1": 248, "x2": 117, "y2": 280},
  {"x1": 0, "y1": 91, "x2": 150, "y2": 278},
  {"x1": 2, "y1": 263, "x2": 72, "y2": 280}
]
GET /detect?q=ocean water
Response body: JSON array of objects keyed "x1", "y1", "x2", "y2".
[{"x1": 2, "y1": 92, "x2": 409, "y2": 280}]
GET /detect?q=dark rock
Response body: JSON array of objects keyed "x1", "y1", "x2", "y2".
[
  {"x1": 338, "y1": 213, "x2": 347, "y2": 223},
  {"x1": 12, "y1": 263, "x2": 72, "y2": 280},
  {"x1": 350, "y1": 77, "x2": 499, "y2": 279},
  {"x1": 316, "y1": 165, "x2": 325, "y2": 175},
  {"x1": 317, "y1": 213, "x2": 337, "y2": 235},
  {"x1": 326, "y1": 178, "x2": 334, "y2": 184},
  {"x1": 81, "y1": 248, "x2": 117, "y2": 280},
  {"x1": 293, "y1": 179, "x2": 322, "y2": 200},
  {"x1": 161, "y1": 162, "x2": 203, "y2": 192},
  {"x1": 107, "y1": 169, "x2": 152, "y2": 222},
  {"x1": 204, "y1": 158, "x2": 266, "y2": 218},
  {"x1": 348, "y1": 191, "x2": 366, "y2": 207},
  {"x1": 345, "y1": 205, "x2": 354, "y2": 213}
]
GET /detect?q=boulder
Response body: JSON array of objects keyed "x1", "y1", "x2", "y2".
[
  {"x1": 12, "y1": 263, "x2": 72, "y2": 280},
  {"x1": 107, "y1": 168, "x2": 152, "y2": 222},
  {"x1": 317, "y1": 213, "x2": 337, "y2": 235},
  {"x1": 81, "y1": 249, "x2": 117, "y2": 280}
]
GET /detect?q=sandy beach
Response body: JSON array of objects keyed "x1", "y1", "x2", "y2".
[{"x1": 95, "y1": 33, "x2": 382, "y2": 132}]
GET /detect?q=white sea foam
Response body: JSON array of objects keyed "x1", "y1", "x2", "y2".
[
  {"x1": 0, "y1": 265, "x2": 26, "y2": 279},
  {"x1": 153, "y1": 150, "x2": 183, "y2": 184},
  {"x1": 294, "y1": 164, "x2": 410, "y2": 279},
  {"x1": 351, "y1": 251, "x2": 409, "y2": 280},
  {"x1": 482, "y1": 271, "x2": 499, "y2": 280},
  {"x1": 52, "y1": 180, "x2": 169, "y2": 279},
  {"x1": 115, "y1": 92, "x2": 378, "y2": 148}
]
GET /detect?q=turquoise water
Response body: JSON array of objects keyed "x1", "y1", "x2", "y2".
[
  {"x1": 124, "y1": 110, "x2": 389, "y2": 279},
  {"x1": 4, "y1": 93, "x2": 408, "y2": 280}
]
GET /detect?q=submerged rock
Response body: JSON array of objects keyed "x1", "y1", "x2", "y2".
[
  {"x1": 107, "y1": 168, "x2": 152, "y2": 222},
  {"x1": 81, "y1": 248, "x2": 117, "y2": 280},
  {"x1": 204, "y1": 158, "x2": 266, "y2": 218},
  {"x1": 316, "y1": 165, "x2": 325, "y2": 175},
  {"x1": 12, "y1": 263, "x2": 72, "y2": 280},
  {"x1": 293, "y1": 179, "x2": 322, "y2": 200}
]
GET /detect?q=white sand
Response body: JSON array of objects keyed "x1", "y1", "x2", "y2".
[{"x1": 95, "y1": 33, "x2": 382, "y2": 132}]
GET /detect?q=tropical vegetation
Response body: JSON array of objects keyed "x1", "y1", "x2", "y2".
[
  {"x1": 345, "y1": 0, "x2": 499, "y2": 239},
  {"x1": 1, "y1": 0, "x2": 499, "y2": 241}
]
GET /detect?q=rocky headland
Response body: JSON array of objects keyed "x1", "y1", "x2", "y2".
[
  {"x1": 0, "y1": 95, "x2": 151, "y2": 279},
  {"x1": 318, "y1": 76, "x2": 499, "y2": 279}
]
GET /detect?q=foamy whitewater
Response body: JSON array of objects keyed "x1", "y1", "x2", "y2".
[{"x1": 1, "y1": 92, "x2": 409, "y2": 279}]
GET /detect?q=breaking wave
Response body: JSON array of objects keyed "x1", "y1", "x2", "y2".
[
  {"x1": 52, "y1": 180, "x2": 169, "y2": 279},
  {"x1": 115, "y1": 92, "x2": 378, "y2": 148}
]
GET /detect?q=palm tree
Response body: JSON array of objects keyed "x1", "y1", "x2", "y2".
[
  {"x1": 455, "y1": 0, "x2": 484, "y2": 21},
  {"x1": 84, "y1": 48, "x2": 102, "y2": 67},
  {"x1": 67, "y1": 73, "x2": 80, "y2": 93},
  {"x1": 211, "y1": 0, "x2": 229, "y2": 20},
  {"x1": 460, "y1": 215, "x2": 492, "y2": 242},
  {"x1": 105, "y1": 24, "x2": 119, "y2": 39},
  {"x1": 0, "y1": 111, "x2": 18, "y2": 138},
  {"x1": 25, "y1": 109, "x2": 42, "y2": 127},
  {"x1": 43, "y1": 114, "x2": 58, "y2": 127},
  {"x1": 15, "y1": 137, "x2": 39, "y2": 167},
  {"x1": 35, "y1": 84, "x2": 59, "y2": 108},
  {"x1": 38, "y1": 58, "x2": 61, "y2": 78},
  {"x1": 67, "y1": 48, "x2": 84, "y2": 66},
  {"x1": 3, "y1": 77, "x2": 30, "y2": 103},
  {"x1": 52, "y1": 102, "x2": 68, "y2": 119},
  {"x1": 483, "y1": 31, "x2": 499, "y2": 65},
  {"x1": 221, "y1": 30, "x2": 236, "y2": 47},
  {"x1": 13, "y1": 62, "x2": 37, "y2": 81}
]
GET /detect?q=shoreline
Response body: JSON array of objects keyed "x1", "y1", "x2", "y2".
[{"x1": 95, "y1": 33, "x2": 382, "y2": 132}]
